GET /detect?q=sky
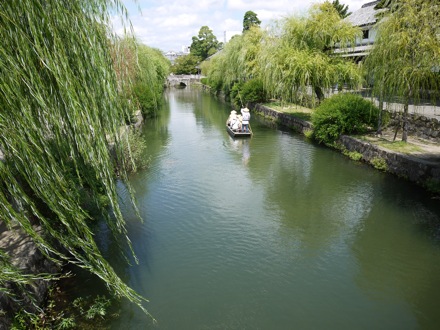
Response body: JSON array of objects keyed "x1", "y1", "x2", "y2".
[{"x1": 113, "y1": 0, "x2": 368, "y2": 52}]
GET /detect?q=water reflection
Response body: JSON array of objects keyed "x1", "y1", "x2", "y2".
[
  {"x1": 104, "y1": 88, "x2": 440, "y2": 329},
  {"x1": 352, "y1": 180, "x2": 440, "y2": 328},
  {"x1": 227, "y1": 137, "x2": 251, "y2": 166}
]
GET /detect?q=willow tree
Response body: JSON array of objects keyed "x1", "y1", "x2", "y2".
[
  {"x1": 202, "y1": 25, "x2": 264, "y2": 91},
  {"x1": 0, "y1": 0, "x2": 152, "y2": 320},
  {"x1": 364, "y1": 0, "x2": 440, "y2": 142},
  {"x1": 117, "y1": 38, "x2": 170, "y2": 117},
  {"x1": 259, "y1": 2, "x2": 362, "y2": 104}
]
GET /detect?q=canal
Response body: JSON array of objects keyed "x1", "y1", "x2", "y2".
[{"x1": 99, "y1": 88, "x2": 440, "y2": 329}]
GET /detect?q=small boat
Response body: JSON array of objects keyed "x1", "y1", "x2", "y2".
[{"x1": 226, "y1": 122, "x2": 252, "y2": 137}]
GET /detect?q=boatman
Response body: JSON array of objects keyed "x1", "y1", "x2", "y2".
[{"x1": 241, "y1": 107, "x2": 250, "y2": 133}]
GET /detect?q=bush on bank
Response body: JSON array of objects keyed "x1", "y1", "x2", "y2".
[
  {"x1": 312, "y1": 93, "x2": 379, "y2": 145},
  {"x1": 230, "y1": 79, "x2": 267, "y2": 108}
]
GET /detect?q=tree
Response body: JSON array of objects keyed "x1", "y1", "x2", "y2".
[
  {"x1": 259, "y1": 2, "x2": 362, "y2": 103},
  {"x1": 115, "y1": 38, "x2": 170, "y2": 118},
  {"x1": 201, "y1": 25, "x2": 265, "y2": 96},
  {"x1": 374, "y1": 0, "x2": 394, "y2": 9},
  {"x1": 133, "y1": 44, "x2": 170, "y2": 117},
  {"x1": 190, "y1": 26, "x2": 221, "y2": 60},
  {"x1": 172, "y1": 54, "x2": 201, "y2": 74},
  {"x1": 332, "y1": 0, "x2": 351, "y2": 18},
  {"x1": 364, "y1": 0, "x2": 440, "y2": 142},
  {"x1": 243, "y1": 10, "x2": 261, "y2": 32},
  {"x1": 0, "y1": 0, "x2": 153, "y2": 320}
]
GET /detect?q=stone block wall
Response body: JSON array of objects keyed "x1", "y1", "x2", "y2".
[
  {"x1": 249, "y1": 103, "x2": 440, "y2": 189},
  {"x1": 339, "y1": 135, "x2": 440, "y2": 186},
  {"x1": 250, "y1": 103, "x2": 312, "y2": 133},
  {"x1": 0, "y1": 223, "x2": 60, "y2": 329},
  {"x1": 388, "y1": 112, "x2": 440, "y2": 143}
]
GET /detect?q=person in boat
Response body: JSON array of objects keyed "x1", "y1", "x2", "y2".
[
  {"x1": 232, "y1": 114, "x2": 242, "y2": 131},
  {"x1": 241, "y1": 107, "x2": 250, "y2": 132},
  {"x1": 227, "y1": 110, "x2": 237, "y2": 126}
]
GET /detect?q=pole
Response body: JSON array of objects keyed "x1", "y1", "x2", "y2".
[{"x1": 237, "y1": 90, "x2": 244, "y2": 108}]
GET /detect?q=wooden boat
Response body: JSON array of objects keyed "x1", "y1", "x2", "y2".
[{"x1": 226, "y1": 122, "x2": 252, "y2": 137}]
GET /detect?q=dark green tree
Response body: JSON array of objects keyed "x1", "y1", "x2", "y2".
[
  {"x1": 190, "y1": 26, "x2": 221, "y2": 60},
  {"x1": 243, "y1": 10, "x2": 261, "y2": 32},
  {"x1": 332, "y1": 0, "x2": 351, "y2": 18},
  {"x1": 172, "y1": 54, "x2": 201, "y2": 74},
  {"x1": 374, "y1": 0, "x2": 394, "y2": 9}
]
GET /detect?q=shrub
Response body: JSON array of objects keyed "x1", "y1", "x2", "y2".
[
  {"x1": 230, "y1": 79, "x2": 266, "y2": 107},
  {"x1": 312, "y1": 93, "x2": 379, "y2": 145},
  {"x1": 303, "y1": 128, "x2": 314, "y2": 139},
  {"x1": 240, "y1": 79, "x2": 266, "y2": 104},
  {"x1": 230, "y1": 82, "x2": 243, "y2": 107},
  {"x1": 343, "y1": 150, "x2": 363, "y2": 161},
  {"x1": 370, "y1": 157, "x2": 388, "y2": 171},
  {"x1": 133, "y1": 82, "x2": 160, "y2": 117}
]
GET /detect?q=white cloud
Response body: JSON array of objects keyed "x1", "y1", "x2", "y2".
[{"x1": 116, "y1": 0, "x2": 368, "y2": 51}]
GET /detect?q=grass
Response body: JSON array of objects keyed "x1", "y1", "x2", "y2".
[
  {"x1": 370, "y1": 157, "x2": 388, "y2": 171},
  {"x1": 356, "y1": 135, "x2": 425, "y2": 155},
  {"x1": 262, "y1": 101, "x2": 313, "y2": 121},
  {"x1": 376, "y1": 140, "x2": 423, "y2": 154}
]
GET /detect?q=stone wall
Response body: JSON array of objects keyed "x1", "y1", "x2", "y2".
[
  {"x1": 249, "y1": 103, "x2": 440, "y2": 190},
  {"x1": 339, "y1": 135, "x2": 440, "y2": 186},
  {"x1": 0, "y1": 223, "x2": 60, "y2": 329},
  {"x1": 250, "y1": 103, "x2": 313, "y2": 133},
  {"x1": 388, "y1": 111, "x2": 440, "y2": 143}
]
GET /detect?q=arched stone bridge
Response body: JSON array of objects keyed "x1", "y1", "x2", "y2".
[{"x1": 167, "y1": 74, "x2": 202, "y2": 87}]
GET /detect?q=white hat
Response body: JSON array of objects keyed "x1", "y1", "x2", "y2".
[
  {"x1": 242, "y1": 107, "x2": 249, "y2": 112},
  {"x1": 231, "y1": 110, "x2": 237, "y2": 114}
]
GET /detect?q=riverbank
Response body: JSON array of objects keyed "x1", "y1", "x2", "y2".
[
  {"x1": 0, "y1": 222, "x2": 60, "y2": 329},
  {"x1": 250, "y1": 103, "x2": 440, "y2": 195}
]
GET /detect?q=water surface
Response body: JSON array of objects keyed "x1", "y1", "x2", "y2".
[{"x1": 102, "y1": 88, "x2": 440, "y2": 329}]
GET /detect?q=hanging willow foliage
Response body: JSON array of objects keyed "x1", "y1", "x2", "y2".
[
  {"x1": 203, "y1": 2, "x2": 362, "y2": 104},
  {"x1": 0, "y1": 0, "x2": 153, "y2": 319},
  {"x1": 364, "y1": 0, "x2": 440, "y2": 142},
  {"x1": 259, "y1": 2, "x2": 362, "y2": 103},
  {"x1": 201, "y1": 26, "x2": 264, "y2": 92}
]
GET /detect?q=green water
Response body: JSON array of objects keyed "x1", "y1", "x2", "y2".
[{"x1": 97, "y1": 88, "x2": 440, "y2": 329}]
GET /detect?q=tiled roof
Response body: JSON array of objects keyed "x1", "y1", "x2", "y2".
[{"x1": 345, "y1": 1, "x2": 384, "y2": 27}]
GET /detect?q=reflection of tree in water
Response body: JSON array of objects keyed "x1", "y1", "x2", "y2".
[
  {"x1": 226, "y1": 137, "x2": 251, "y2": 166},
  {"x1": 351, "y1": 188, "x2": 440, "y2": 328},
  {"x1": 264, "y1": 136, "x2": 375, "y2": 254},
  {"x1": 241, "y1": 139, "x2": 250, "y2": 166}
]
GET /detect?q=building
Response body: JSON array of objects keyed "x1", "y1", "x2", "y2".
[
  {"x1": 337, "y1": 1, "x2": 386, "y2": 62},
  {"x1": 163, "y1": 46, "x2": 190, "y2": 64}
]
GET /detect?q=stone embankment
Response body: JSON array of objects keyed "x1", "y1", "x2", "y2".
[
  {"x1": 389, "y1": 112, "x2": 440, "y2": 143},
  {"x1": 0, "y1": 222, "x2": 60, "y2": 329},
  {"x1": 251, "y1": 103, "x2": 313, "y2": 133},
  {"x1": 250, "y1": 103, "x2": 440, "y2": 191},
  {"x1": 339, "y1": 136, "x2": 440, "y2": 186}
]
